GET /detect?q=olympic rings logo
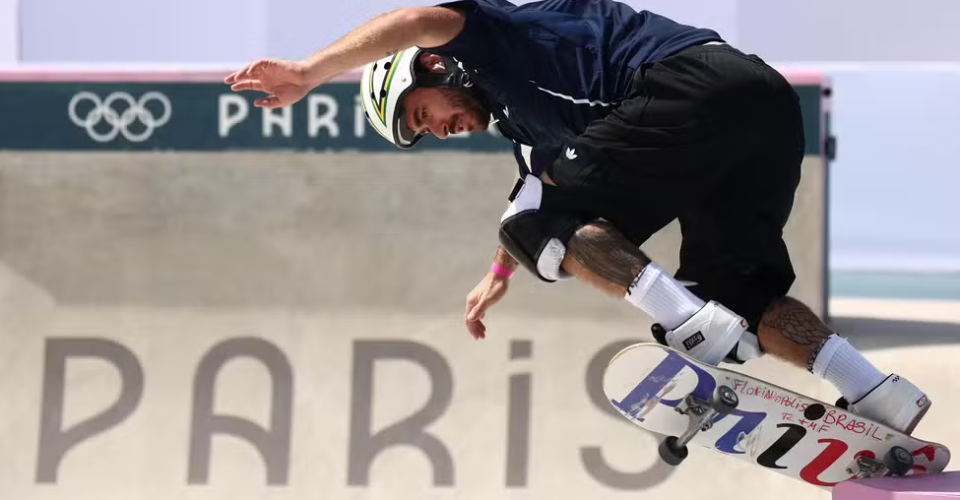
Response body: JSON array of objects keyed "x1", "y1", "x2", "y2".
[{"x1": 68, "y1": 91, "x2": 172, "y2": 143}]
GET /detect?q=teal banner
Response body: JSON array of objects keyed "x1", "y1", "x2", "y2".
[{"x1": 0, "y1": 81, "x2": 825, "y2": 154}]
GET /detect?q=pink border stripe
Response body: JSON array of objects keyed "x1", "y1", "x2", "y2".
[
  {"x1": 0, "y1": 67, "x2": 365, "y2": 82},
  {"x1": 0, "y1": 70, "x2": 230, "y2": 82},
  {"x1": 780, "y1": 71, "x2": 826, "y2": 85},
  {"x1": 0, "y1": 67, "x2": 818, "y2": 84}
]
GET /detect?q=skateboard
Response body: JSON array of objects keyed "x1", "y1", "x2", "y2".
[{"x1": 602, "y1": 342, "x2": 951, "y2": 489}]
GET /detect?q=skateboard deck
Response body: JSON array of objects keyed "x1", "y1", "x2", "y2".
[{"x1": 602, "y1": 343, "x2": 951, "y2": 489}]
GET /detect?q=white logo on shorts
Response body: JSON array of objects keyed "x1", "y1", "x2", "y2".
[{"x1": 565, "y1": 148, "x2": 577, "y2": 160}]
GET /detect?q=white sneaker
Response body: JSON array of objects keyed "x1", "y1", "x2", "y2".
[
  {"x1": 843, "y1": 374, "x2": 932, "y2": 435},
  {"x1": 656, "y1": 301, "x2": 761, "y2": 366}
]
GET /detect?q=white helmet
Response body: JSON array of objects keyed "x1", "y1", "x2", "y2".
[
  {"x1": 360, "y1": 47, "x2": 480, "y2": 149},
  {"x1": 360, "y1": 48, "x2": 424, "y2": 149}
]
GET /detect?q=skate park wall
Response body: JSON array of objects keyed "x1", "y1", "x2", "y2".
[{"x1": 0, "y1": 70, "x2": 936, "y2": 500}]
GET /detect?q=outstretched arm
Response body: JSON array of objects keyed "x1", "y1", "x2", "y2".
[
  {"x1": 225, "y1": 6, "x2": 467, "y2": 107},
  {"x1": 301, "y1": 7, "x2": 468, "y2": 86}
]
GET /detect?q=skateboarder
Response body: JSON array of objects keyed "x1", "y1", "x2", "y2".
[{"x1": 224, "y1": 0, "x2": 932, "y2": 434}]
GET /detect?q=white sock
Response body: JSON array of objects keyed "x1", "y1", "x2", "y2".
[
  {"x1": 624, "y1": 263, "x2": 705, "y2": 330},
  {"x1": 811, "y1": 334, "x2": 888, "y2": 403}
]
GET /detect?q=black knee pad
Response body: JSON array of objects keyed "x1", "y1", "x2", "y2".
[{"x1": 498, "y1": 175, "x2": 589, "y2": 282}]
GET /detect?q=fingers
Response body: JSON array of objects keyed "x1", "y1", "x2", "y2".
[
  {"x1": 466, "y1": 300, "x2": 486, "y2": 322},
  {"x1": 466, "y1": 301, "x2": 488, "y2": 339},
  {"x1": 224, "y1": 60, "x2": 268, "y2": 84},
  {"x1": 230, "y1": 80, "x2": 264, "y2": 92},
  {"x1": 224, "y1": 61, "x2": 255, "y2": 84},
  {"x1": 253, "y1": 96, "x2": 282, "y2": 108},
  {"x1": 464, "y1": 294, "x2": 487, "y2": 340},
  {"x1": 464, "y1": 294, "x2": 476, "y2": 317},
  {"x1": 241, "y1": 60, "x2": 266, "y2": 82},
  {"x1": 466, "y1": 316, "x2": 486, "y2": 340}
]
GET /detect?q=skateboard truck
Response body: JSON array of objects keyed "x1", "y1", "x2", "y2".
[
  {"x1": 659, "y1": 385, "x2": 739, "y2": 466},
  {"x1": 844, "y1": 446, "x2": 915, "y2": 479}
]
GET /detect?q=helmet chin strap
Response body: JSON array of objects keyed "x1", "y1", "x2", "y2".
[
  {"x1": 415, "y1": 56, "x2": 475, "y2": 88},
  {"x1": 413, "y1": 56, "x2": 494, "y2": 125}
]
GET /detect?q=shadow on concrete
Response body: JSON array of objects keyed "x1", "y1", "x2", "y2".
[{"x1": 829, "y1": 316, "x2": 960, "y2": 350}]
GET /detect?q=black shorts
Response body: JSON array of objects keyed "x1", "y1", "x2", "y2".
[{"x1": 545, "y1": 43, "x2": 806, "y2": 332}]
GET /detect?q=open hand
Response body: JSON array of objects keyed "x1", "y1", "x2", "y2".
[
  {"x1": 224, "y1": 59, "x2": 316, "y2": 108},
  {"x1": 464, "y1": 272, "x2": 510, "y2": 340}
]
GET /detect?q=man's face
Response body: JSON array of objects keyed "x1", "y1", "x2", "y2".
[{"x1": 401, "y1": 53, "x2": 490, "y2": 140}]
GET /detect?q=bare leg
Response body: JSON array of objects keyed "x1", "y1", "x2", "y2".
[
  {"x1": 560, "y1": 219, "x2": 710, "y2": 333},
  {"x1": 758, "y1": 296, "x2": 833, "y2": 368},
  {"x1": 544, "y1": 172, "x2": 652, "y2": 294},
  {"x1": 557, "y1": 218, "x2": 915, "y2": 427},
  {"x1": 560, "y1": 219, "x2": 650, "y2": 295},
  {"x1": 561, "y1": 220, "x2": 835, "y2": 370},
  {"x1": 758, "y1": 296, "x2": 928, "y2": 435}
]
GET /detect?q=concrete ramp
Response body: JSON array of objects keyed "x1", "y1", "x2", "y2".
[
  {"x1": 0, "y1": 149, "x2": 847, "y2": 500},
  {"x1": 0, "y1": 151, "x2": 827, "y2": 316}
]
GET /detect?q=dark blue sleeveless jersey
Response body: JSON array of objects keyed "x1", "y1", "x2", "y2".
[{"x1": 426, "y1": 0, "x2": 723, "y2": 176}]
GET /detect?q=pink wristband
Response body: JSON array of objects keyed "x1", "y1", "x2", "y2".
[{"x1": 490, "y1": 262, "x2": 514, "y2": 279}]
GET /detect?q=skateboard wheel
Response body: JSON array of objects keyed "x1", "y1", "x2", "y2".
[
  {"x1": 884, "y1": 446, "x2": 914, "y2": 476},
  {"x1": 711, "y1": 386, "x2": 739, "y2": 415},
  {"x1": 651, "y1": 323, "x2": 668, "y2": 345},
  {"x1": 659, "y1": 436, "x2": 689, "y2": 466}
]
